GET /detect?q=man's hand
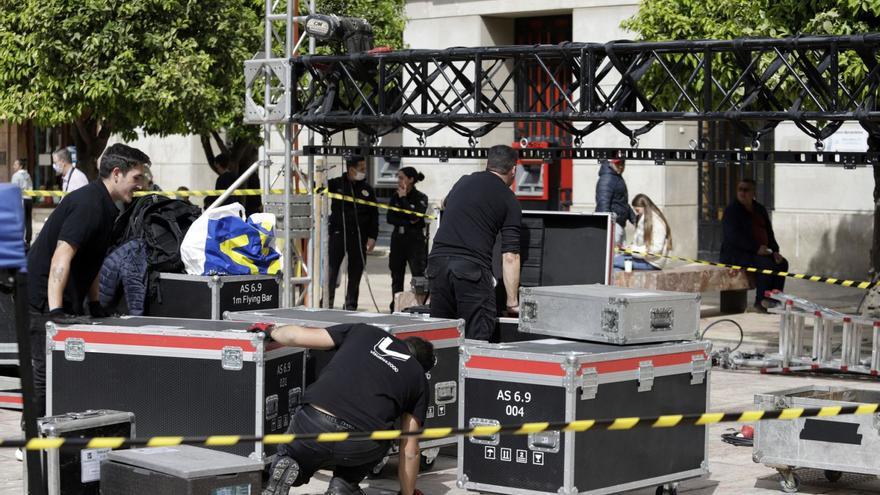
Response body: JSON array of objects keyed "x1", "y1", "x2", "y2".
[
  {"x1": 506, "y1": 304, "x2": 520, "y2": 316},
  {"x1": 757, "y1": 245, "x2": 772, "y2": 256},
  {"x1": 773, "y1": 252, "x2": 785, "y2": 264},
  {"x1": 366, "y1": 238, "x2": 376, "y2": 253},
  {"x1": 398, "y1": 413, "x2": 421, "y2": 495},
  {"x1": 246, "y1": 322, "x2": 275, "y2": 341}
]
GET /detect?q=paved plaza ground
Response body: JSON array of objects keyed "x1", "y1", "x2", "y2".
[{"x1": 1, "y1": 251, "x2": 879, "y2": 494}]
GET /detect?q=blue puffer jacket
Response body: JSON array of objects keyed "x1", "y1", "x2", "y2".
[
  {"x1": 595, "y1": 160, "x2": 636, "y2": 227},
  {"x1": 99, "y1": 239, "x2": 148, "y2": 315}
]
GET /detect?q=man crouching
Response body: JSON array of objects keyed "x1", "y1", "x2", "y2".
[{"x1": 249, "y1": 321, "x2": 433, "y2": 495}]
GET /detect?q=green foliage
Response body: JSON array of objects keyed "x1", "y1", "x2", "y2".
[
  {"x1": 0, "y1": 0, "x2": 262, "y2": 166},
  {"x1": 621, "y1": 0, "x2": 880, "y2": 113}
]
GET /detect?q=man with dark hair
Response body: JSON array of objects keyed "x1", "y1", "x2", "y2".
[
  {"x1": 427, "y1": 144, "x2": 521, "y2": 340},
  {"x1": 720, "y1": 178, "x2": 788, "y2": 312},
  {"x1": 595, "y1": 157, "x2": 636, "y2": 247},
  {"x1": 327, "y1": 155, "x2": 379, "y2": 310},
  {"x1": 26, "y1": 143, "x2": 147, "y2": 415},
  {"x1": 250, "y1": 321, "x2": 432, "y2": 495}
]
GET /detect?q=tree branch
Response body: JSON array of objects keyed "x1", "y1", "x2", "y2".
[{"x1": 201, "y1": 134, "x2": 220, "y2": 175}]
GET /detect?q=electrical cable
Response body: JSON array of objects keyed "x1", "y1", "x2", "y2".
[
  {"x1": 720, "y1": 428, "x2": 753, "y2": 447},
  {"x1": 700, "y1": 318, "x2": 744, "y2": 352}
]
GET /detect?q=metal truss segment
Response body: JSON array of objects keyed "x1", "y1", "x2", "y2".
[{"x1": 302, "y1": 145, "x2": 880, "y2": 167}]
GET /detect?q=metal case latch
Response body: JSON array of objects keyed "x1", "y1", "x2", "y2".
[
  {"x1": 580, "y1": 368, "x2": 598, "y2": 400},
  {"x1": 289, "y1": 387, "x2": 302, "y2": 408},
  {"x1": 638, "y1": 361, "x2": 654, "y2": 392},
  {"x1": 64, "y1": 338, "x2": 85, "y2": 362},
  {"x1": 650, "y1": 307, "x2": 674, "y2": 331},
  {"x1": 468, "y1": 418, "x2": 500, "y2": 445},
  {"x1": 528, "y1": 430, "x2": 560, "y2": 453},
  {"x1": 690, "y1": 354, "x2": 707, "y2": 385},
  {"x1": 435, "y1": 381, "x2": 457, "y2": 405},
  {"x1": 265, "y1": 394, "x2": 279, "y2": 419},
  {"x1": 601, "y1": 308, "x2": 619, "y2": 333},
  {"x1": 221, "y1": 346, "x2": 244, "y2": 371},
  {"x1": 520, "y1": 301, "x2": 538, "y2": 322}
]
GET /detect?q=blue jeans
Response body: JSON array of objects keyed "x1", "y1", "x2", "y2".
[
  {"x1": 613, "y1": 254, "x2": 659, "y2": 271},
  {"x1": 275, "y1": 405, "x2": 390, "y2": 487}
]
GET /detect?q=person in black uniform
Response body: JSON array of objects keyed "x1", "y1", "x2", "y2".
[
  {"x1": 388, "y1": 167, "x2": 429, "y2": 312},
  {"x1": 26, "y1": 143, "x2": 148, "y2": 416},
  {"x1": 427, "y1": 145, "x2": 521, "y2": 340},
  {"x1": 252, "y1": 321, "x2": 433, "y2": 495},
  {"x1": 328, "y1": 155, "x2": 379, "y2": 310}
]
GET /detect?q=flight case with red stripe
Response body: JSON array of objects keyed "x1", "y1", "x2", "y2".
[
  {"x1": 457, "y1": 339, "x2": 710, "y2": 495},
  {"x1": 46, "y1": 316, "x2": 305, "y2": 461},
  {"x1": 224, "y1": 308, "x2": 464, "y2": 452}
]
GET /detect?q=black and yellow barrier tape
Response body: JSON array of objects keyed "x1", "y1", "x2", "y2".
[
  {"x1": 7, "y1": 403, "x2": 878, "y2": 450},
  {"x1": 23, "y1": 188, "x2": 435, "y2": 220},
  {"x1": 315, "y1": 187, "x2": 436, "y2": 220},
  {"x1": 618, "y1": 247, "x2": 877, "y2": 290},
  {"x1": 23, "y1": 188, "x2": 277, "y2": 198}
]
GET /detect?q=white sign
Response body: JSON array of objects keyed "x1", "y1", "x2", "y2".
[
  {"x1": 80, "y1": 448, "x2": 112, "y2": 483},
  {"x1": 438, "y1": 405, "x2": 446, "y2": 417},
  {"x1": 533, "y1": 452, "x2": 544, "y2": 466},
  {"x1": 500, "y1": 448, "x2": 512, "y2": 462},
  {"x1": 516, "y1": 449, "x2": 528, "y2": 463},
  {"x1": 484, "y1": 446, "x2": 496, "y2": 460}
]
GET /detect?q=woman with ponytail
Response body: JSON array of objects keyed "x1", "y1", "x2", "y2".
[{"x1": 388, "y1": 167, "x2": 430, "y2": 311}]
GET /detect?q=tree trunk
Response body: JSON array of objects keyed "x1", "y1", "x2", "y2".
[{"x1": 73, "y1": 115, "x2": 111, "y2": 179}]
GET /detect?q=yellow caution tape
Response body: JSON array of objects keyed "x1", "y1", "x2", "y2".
[
  {"x1": 23, "y1": 187, "x2": 435, "y2": 220},
  {"x1": 11, "y1": 403, "x2": 876, "y2": 450},
  {"x1": 618, "y1": 248, "x2": 877, "y2": 290}
]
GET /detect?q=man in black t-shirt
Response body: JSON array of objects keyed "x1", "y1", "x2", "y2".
[
  {"x1": 26, "y1": 143, "x2": 148, "y2": 416},
  {"x1": 250, "y1": 322, "x2": 433, "y2": 495},
  {"x1": 427, "y1": 144, "x2": 522, "y2": 340}
]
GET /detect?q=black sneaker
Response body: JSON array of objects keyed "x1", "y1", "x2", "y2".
[{"x1": 263, "y1": 456, "x2": 299, "y2": 495}]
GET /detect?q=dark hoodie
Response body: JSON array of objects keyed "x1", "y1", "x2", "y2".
[{"x1": 595, "y1": 160, "x2": 636, "y2": 227}]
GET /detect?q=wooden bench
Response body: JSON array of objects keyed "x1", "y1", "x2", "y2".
[{"x1": 613, "y1": 263, "x2": 755, "y2": 313}]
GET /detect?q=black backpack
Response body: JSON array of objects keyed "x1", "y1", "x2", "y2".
[{"x1": 111, "y1": 196, "x2": 201, "y2": 299}]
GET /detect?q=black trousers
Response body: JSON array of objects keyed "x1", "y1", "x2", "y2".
[
  {"x1": 389, "y1": 230, "x2": 426, "y2": 311},
  {"x1": 28, "y1": 309, "x2": 51, "y2": 418},
  {"x1": 751, "y1": 255, "x2": 789, "y2": 305},
  {"x1": 328, "y1": 229, "x2": 367, "y2": 310},
  {"x1": 275, "y1": 405, "x2": 389, "y2": 489},
  {"x1": 426, "y1": 256, "x2": 496, "y2": 340},
  {"x1": 23, "y1": 198, "x2": 33, "y2": 248}
]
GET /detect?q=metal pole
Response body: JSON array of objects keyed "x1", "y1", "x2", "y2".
[
  {"x1": 307, "y1": 0, "x2": 326, "y2": 308},
  {"x1": 281, "y1": 0, "x2": 295, "y2": 308}
]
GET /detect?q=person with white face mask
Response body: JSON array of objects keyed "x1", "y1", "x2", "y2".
[
  {"x1": 327, "y1": 155, "x2": 378, "y2": 310},
  {"x1": 52, "y1": 147, "x2": 89, "y2": 195}
]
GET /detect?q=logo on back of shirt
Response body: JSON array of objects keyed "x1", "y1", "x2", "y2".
[{"x1": 371, "y1": 336, "x2": 410, "y2": 372}]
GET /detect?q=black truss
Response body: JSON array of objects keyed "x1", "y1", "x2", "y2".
[
  {"x1": 291, "y1": 35, "x2": 880, "y2": 143},
  {"x1": 303, "y1": 145, "x2": 880, "y2": 168}
]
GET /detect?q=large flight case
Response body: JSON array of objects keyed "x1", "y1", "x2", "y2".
[
  {"x1": 146, "y1": 273, "x2": 280, "y2": 319},
  {"x1": 518, "y1": 284, "x2": 701, "y2": 344},
  {"x1": 225, "y1": 308, "x2": 464, "y2": 453},
  {"x1": 458, "y1": 339, "x2": 710, "y2": 495},
  {"x1": 47, "y1": 316, "x2": 304, "y2": 461}
]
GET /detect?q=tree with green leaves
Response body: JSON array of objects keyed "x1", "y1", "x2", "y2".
[{"x1": 0, "y1": 0, "x2": 266, "y2": 174}]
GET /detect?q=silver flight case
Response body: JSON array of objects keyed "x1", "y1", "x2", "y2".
[
  {"x1": 518, "y1": 284, "x2": 700, "y2": 344},
  {"x1": 753, "y1": 385, "x2": 880, "y2": 492}
]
